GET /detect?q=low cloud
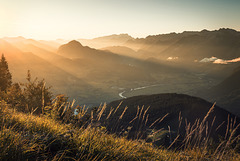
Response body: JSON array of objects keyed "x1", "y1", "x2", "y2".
[
  {"x1": 167, "y1": 57, "x2": 178, "y2": 60},
  {"x1": 200, "y1": 57, "x2": 240, "y2": 64},
  {"x1": 200, "y1": 57, "x2": 218, "y2": 63}
]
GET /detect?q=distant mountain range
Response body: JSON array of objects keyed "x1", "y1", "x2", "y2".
[
  {"x1": 0, "y1": 28, "x2": 240, "y2": 113},
  {"x1": 78, "y1": 34, "x2": 134, "y2": 49},
  {"x1": 0, "y1": 39, "x2": 102, "y2": 105},
  {"x1": 0, "y1": 37, "x2": 189, "y2": 105},
  {"x1": 77, "y1": 29, "x2": 240, "y2": 75},
  {"x1": 124, "y1": 28, "x2": 240, "y2": 62},
  {"x1": 56, "y1": 40, "x2": 188, "y2": 92}
]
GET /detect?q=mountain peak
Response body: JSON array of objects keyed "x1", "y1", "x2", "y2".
[
  {"x1": 216, "y1": 28, "x2": 238, "y2": 35},
  {"x1": 67, "y1": 40, "x2": 83, "y2": 47},
  {"x1": 93, "y1": 34, "x2": 134, "y2": 41},
  {"x1": 218, "y1": 28, "x2": 237, "y2": 32},
  {"x1": 57, "y1": 40, "x2": 86, "y2": 58}
]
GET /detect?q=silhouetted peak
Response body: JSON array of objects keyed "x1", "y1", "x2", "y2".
[
  {"x1": 117, "y1": 34, "x2": 133, "y2": 38},
  {"x1": 58, "y1": 40, "x2": 86, "y2": 56},
  {"x1": 217, "y1": 28, "x2": 238, "y2": 34},
  {"x1": 219, "y1": 28, "x2": 237, "y2": 32},
  {"x1": 201, "y1": 29, "x2": 209, "y2": 33},
  {"x1": 93, "y1": 34, "x2": 134, "y2": 41},
  {"x1": 67, "y1": 40, "x2": 83, "y2": 47}
]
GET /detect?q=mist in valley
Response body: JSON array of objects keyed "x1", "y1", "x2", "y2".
[{"x1": 1, "y1": 28, "x2": 240, "y2": 116}]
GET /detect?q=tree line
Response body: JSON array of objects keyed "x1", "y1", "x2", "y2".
[
  {"x1": 0, "y1": 53, "x2": 91, "y2": 126},
  {"x1": 0, "y1": 54, "x2": 52, "y2": 114}
]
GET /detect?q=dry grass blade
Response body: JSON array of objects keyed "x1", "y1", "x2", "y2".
[
  {"x1": 61, "y1": 103, "x2": 70, "y2": 116},
  {"x1": 113, "y1": 101, "x2": 123, "y2": 114},
  {"x1": 41, "y1": 81, "x2": 46, "y2": 111},
  {"x1": 31, "y1": 107, "x2": 39, "y2": 115},
  {"x1": 225, "y1": 115, "x2": 230, "y2": 139},
  {"x1": 106, "y1": 107, "x2": 114, "y2": 119},
  {"x1": 71, "y1": 99, "x2": 75, "y2": 108},
  {"x1": 215, "y1": 121, "x2": 225, "y2": 132},
  {"x1": 142, "y1": 106, "x2": 150, "y2": 123},
  {"x1": 200, "y1": 102, "x2": 215, "y2": 127},
  {"x1": 149, "y1": 113, "x2": 169, "y2": 128},
  {"x1": 168, "y1": 135, "x2": 180, "y2": 150},
  {"x1": 129, "y1": 106, "x2": 140, "y2": 124},
  {"x1": 97, "y1": 103, "x2": 107, "y2": 121},
  {"x1": 149, "y1": 117, "x2": 162, "y2": 128},
  {"x1": 119, "y1": 106, "x2": 128, "y2": 120},
  {"x1": 145, "y1": 114, "x2": 149, "y2": 126},
  {"x1": 138, "y1": 105, "x2": 144, "y2": 120}
]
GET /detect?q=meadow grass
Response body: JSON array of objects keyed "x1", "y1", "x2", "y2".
[{"x1": 0, "y1": 100, "x2": 240, "y2": 160}]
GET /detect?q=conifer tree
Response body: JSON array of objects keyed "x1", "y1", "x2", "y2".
[
  {"x1": 0, "y1": 54, "x2": 12, "y2": 91},
  {"x1": 23, "y1": 70, "x2": 52, "y2": 114}
]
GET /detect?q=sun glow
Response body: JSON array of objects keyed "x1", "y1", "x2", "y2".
[{"x1": 0, "y1": 0, "x2": 240, "y2": 40}]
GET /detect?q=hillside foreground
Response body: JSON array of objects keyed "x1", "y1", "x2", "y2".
[{"x1": 0, "y1": 99, "x2": 240, "y2": 161}]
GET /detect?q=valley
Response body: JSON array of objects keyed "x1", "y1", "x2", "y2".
[
  {"x1": 1, "y1": 1, "x2": 240, "y2": 160},
  {"x1": 1, "y1": 28, "x2": 240, "y2": 114}
]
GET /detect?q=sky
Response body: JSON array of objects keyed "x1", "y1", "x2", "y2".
[{"x1": 0, "y1": 0, "x2": 240, "y2": 40}]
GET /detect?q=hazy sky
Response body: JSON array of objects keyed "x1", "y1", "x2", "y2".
[{"x1": 0, "y1": 0, "x2": 239, "y2": 40}]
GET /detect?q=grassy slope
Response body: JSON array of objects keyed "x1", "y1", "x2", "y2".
[
  {"x1": 0, "y1": 101, "x2": 174, "y2": 160},
  {"x1": 0, "y1": 101, "x2": 239, "y2": 161}
]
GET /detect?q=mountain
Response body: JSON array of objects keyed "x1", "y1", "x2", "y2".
[
  {"x1": 57, "y1": 40, "x2": 209, "y2": 104},
  {"x1": 93, "y1": 34, "x2": 133, "y2": 42},
  {"x1": 78, "y1": 34, "x2": 134, "y2": 49},
  {"x1": 3, "y1": 36, "x2": 57, "y2": 53},
  {"x1": 56, "y1": 40, "x2": 202, "y2": 90},
  {"x1": 100, "y1": 46, "x2": 138, "y2": 57},
  {"x1": 57, "y1": 40, "x2": 173, "y2": 82},
  {"x1": 2, "y1": 29, "x2": 240, "y2": 108},
  {"x1": 213, "y1": 66, "x2": 240, "y2": 94},
  {"x1": 18, "y1": 38, "x2": 203, "y2": 106},
  {"x1": 105, "y1": 93, "x2": 239, "y2": 143},
  {"x1": 0, "y1": 39, "x2": 112, "y2": 105},
  {"x1": 58, "y1": 40, "x2": 112, "y2": 59},
  {"x1": 73, "y1": 29, "x2": 240, "y2": 81},
  {"x1": 207, "y1": 66, "x2": 240, "y2": 116},
  {"x1": 126, "y1": 28, "x2": 240, "y2": 62},
  {"x1": 2, "y1": 38, "x2": 197, "y2": 105}
]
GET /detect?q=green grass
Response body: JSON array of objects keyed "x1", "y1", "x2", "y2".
[{"x1": 0, "y1": 101, "x2": 240, "y2": 160}]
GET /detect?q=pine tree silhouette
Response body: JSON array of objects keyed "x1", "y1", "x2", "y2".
[{"x1": 0, "y1": 54, "x2": 12, "y2": 91}]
